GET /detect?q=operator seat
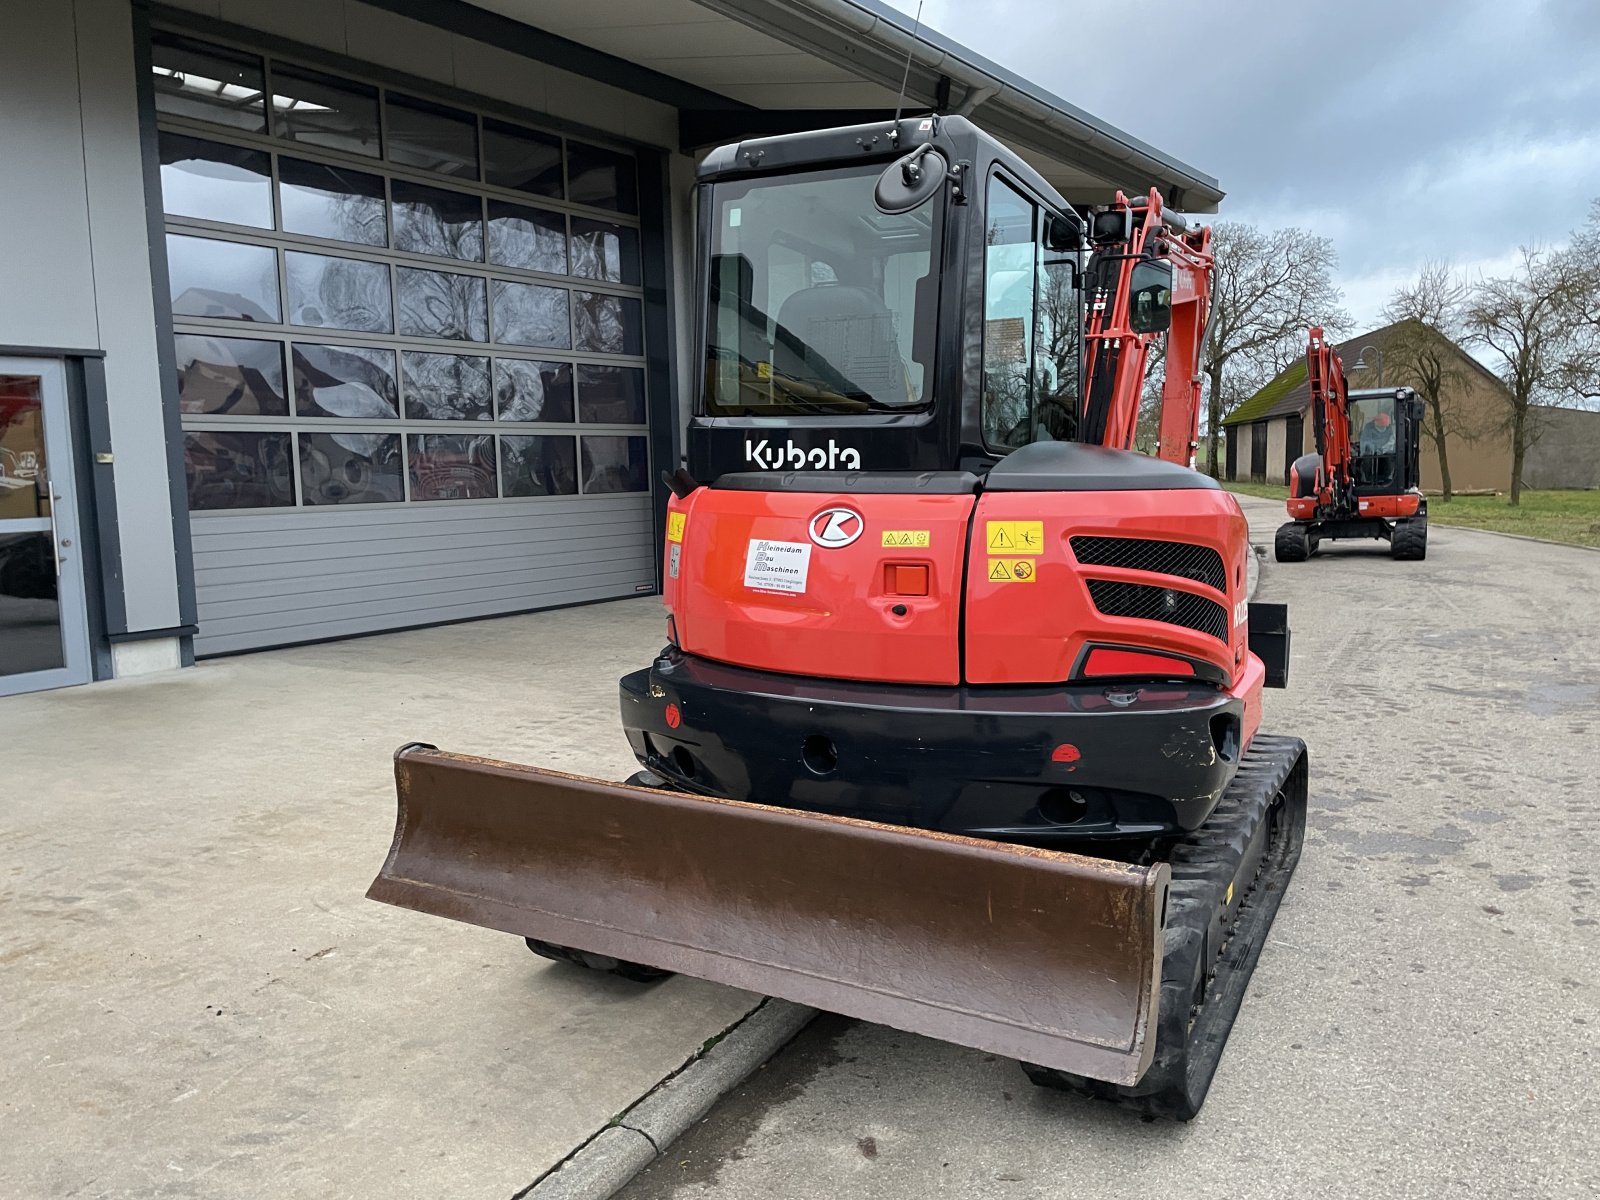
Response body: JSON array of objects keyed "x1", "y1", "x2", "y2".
[{"x1": 773, "y1": 282, "x2": 909, "y2": 404}]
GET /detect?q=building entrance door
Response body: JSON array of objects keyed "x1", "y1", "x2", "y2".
[{"x1": 0, "y1": 359, "x2": 91, "y2": 695}]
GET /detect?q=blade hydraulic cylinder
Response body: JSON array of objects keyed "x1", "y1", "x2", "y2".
[{"x1": 369, "y1": 746, "x2": 1171, "y2": 1086}]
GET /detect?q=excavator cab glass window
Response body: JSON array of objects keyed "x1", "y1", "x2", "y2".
[
  {"x1": 702, "y1": 164, "x2": 936, "y2": 417},
  {"x1": 1350, "y1": 394, "x2": 1398, "y2": 487},
  {"x1": 982, "y1": 176, "x2": 1080, "y2": 449}
]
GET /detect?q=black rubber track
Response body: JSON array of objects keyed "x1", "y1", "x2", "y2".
[
  {"x1": 1274, "y1": 522, "x2": 1310, "y2": 562},
  {"x1": 1023, "y1": 734, "x2": 1309, "y2": 1119}
]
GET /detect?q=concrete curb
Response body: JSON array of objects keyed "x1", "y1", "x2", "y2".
[
  {"x1": 1431, "y1": 521, "x2": 1600, "y2": 553},
  {"x1": 520, "y1": 999, "x2": 817, "y2": 1200}
]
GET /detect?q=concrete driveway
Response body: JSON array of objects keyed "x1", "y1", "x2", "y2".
[
  {"x1": 616, "y1": 498, "x2": 1600, "y2": 1200},
  {"x1": 1, "y1": 599, "x2": 759, "y2": 1199}
]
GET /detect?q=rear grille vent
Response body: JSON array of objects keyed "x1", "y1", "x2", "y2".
[
  {"x1": 1086, "y1": 579, "x2": 1230, "y2": 642},
  {"x1": 1071, "y1": 536, "x2": 1227, "y2": 592}
]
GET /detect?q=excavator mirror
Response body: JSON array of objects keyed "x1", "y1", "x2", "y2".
[
  {"x1": 1044, "y1": 213, "x2": 1081, "y2": 251},
  {"x1": 1128, "y1": 259, "x2": 1173, "y2": 334},
  {"x1": 874, "y1": 145, "x2": 948, "y2": 215}
]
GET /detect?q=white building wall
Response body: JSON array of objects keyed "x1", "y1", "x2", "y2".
[
  {"x1": 1265, "y1": 419, "x2": 1287, "y2": 487},
  {"x1": 1, "y1": 0, "x2": 184, "y2": 647}
]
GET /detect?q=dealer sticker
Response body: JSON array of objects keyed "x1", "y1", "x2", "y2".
[{"x1": 744, "y1": 538, "x2": 812, "y2": 594}]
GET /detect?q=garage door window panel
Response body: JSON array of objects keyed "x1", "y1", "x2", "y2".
[
  {"x1": 403, "y1": 352, "x2": 491, "y2": 420},
  {"x1": 570, "y1": 218, "x2": 639, "y2": 285},
  {"x1": 567, "y1": 141, "x2": 637, "y2": 214},
  {"x1": 286, "y1": 251, "x2": 393, "y2": 333},
  {"x1": 159, "y1": 133, "x2": 273, "y2": 229},
  {"x1": 279, "y1": 157, "x2": 387, "y2": 246},
  {"x1": 398, "y1": 268, "x2": 488, "y2": 341},
  {"x1": 502, "y1": 435, "x2": 578, "y2": 496},
  {"x1": 495, "y1": 359, "x2": 574, "y2": 422},
  {"x1": 270, "y1": 64, "x2": 380, "y2": 159},
  {"x1": 386, "y1": 94, "x2": 479, "y2": 180},
  {"x1": 577, "y1": 365, "x2": 645, "y2": 424},
  {"x1": 291, "y1": 344, "x2": 399, "y2": 419},
  {"x1": 300, "y1": 431, "x2": 404, "y2": 505},
  {"x1": 393, "y1": 180, "x2": 485, "y2": 261},
  {"x1": 581, "y1": 435, "x2": 648, "y2": 493},
  {"x1": 492, "y1": 281, "x2": 571, "y2": 349},
  {"x1": 151, "y1": 34, "x2": 266, "y2": 134},
  {"x1": 482, "y1": 118, "x2": 563, "y2": 198},
  {"x1": 575, "y1": 292, "x2": 642, "y2": 356},
  {"x1": 184, "y1": 430, "x2": 293, "y2": 509},
  {"x1": 488, "y1": 200, "x2": 567, "y2": 274},
  {"x1": 409, "y1": 434, "x2": 497, "y2": 500},
  {"x1": 175, "y1": 334, "x2": 287, "y2": 415},
  {"x1": 167, "y1": 234, "x2": 281, "y2": 322}
]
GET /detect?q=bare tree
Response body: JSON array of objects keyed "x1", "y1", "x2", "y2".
[
  {"x1": 1201, "y1": 223, "x2": 1349, "y2": 476},
  {"x1": 1463, "y1": 246, "x2": 1591, "y2": 505},
  {"x1": 1382, "y1": 261, "x2": 1475, "y2": 501},
  {"x1": 1560, "y1": 199, "x2": 1600, "y2": 402}
]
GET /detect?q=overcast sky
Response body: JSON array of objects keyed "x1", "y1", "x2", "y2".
[{"x1": 882, "y1": 0, "x2": 1600, "y2": 332}]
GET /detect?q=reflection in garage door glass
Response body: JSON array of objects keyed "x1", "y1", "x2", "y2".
[
  {"x1": 300, "y1": 431, "x2": 403, "y2": 505},
  {"x1": 403, "y1": 351, "x2": 491, "y2": 420},
  {"x1": 398, "y1": 267, "x2": 487, "y2": 341},
  {"x1": 158, "y1": 131, "x2": 272, "y2": 228},
  {"x1": 287, "y1": 250, "x2": 394, "y2": 332},
  {"x1": 501, "y1": 435, "x2": 577, "y2": 496},
  {"x1": 488, "y1": 199, "x2": 568, "y2": 274},
  {"x1": 570, "y1": 218, "x2": 639, "y2": 285},
  {"x1": 167, "y1": 234, "x2": 280, "y2": 322},
  {"x1": 494, "y1": 359, "x2": 573, "y2": 422},
  {"x1": 492, "y1": 280, "x2": 571, "y2": 349},
  {"x1": 291, "y1": 344, "x2": 398, "y2": 418},
  {"x1": 580, "y1": 435, "x2": 647, "y2": 493},
  {"x1": 271, "y1": 63, "x2": 381, "y2": 158},
  {"x1": 574, "y1": 291, "x2": 642, "y2": 355},
  {"x1": 409, "y1": 434, "x2": 497, "y2": 500},
  {"x1": 184, "y1": 430, "x2": 293, "y2": 509},
  {"x1": 392, "y1": 179, "x2": 484, "y2": 260},
  {"x1": 577, "y1": 365, "x2": 645, "y2": 424},
  {"x1": 175, "y1": 334, "x2": 287, "y2": 415},
  {"x1": 279, "y1": 156, "x2": 387, "y2": 245}
]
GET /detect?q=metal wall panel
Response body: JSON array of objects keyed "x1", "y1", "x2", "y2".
[{"x1": 191, "y1": 495, "x2": 654, "y2": 653}]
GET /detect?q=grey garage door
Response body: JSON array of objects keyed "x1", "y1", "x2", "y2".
[{"x1": 150, "y1": 28, "x2": 656, "y2": 654}]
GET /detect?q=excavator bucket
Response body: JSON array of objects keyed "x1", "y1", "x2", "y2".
[{"x1": 368, "y1": 745, "x2": 1171, "y2": 1086}]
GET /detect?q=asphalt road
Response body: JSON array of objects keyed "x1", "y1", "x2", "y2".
[{"x1": 617, "y1": 499, "x2": 1600, "y2": 1200}]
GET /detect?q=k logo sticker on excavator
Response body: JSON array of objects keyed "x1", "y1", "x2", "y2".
[{"x1": 809, "y1": 507, "x2": 864, "y2": 549}]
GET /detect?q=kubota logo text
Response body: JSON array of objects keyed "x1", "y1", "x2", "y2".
[
  {"x1": 809, "y1": 507, "x2": 864, "y2": 549},
  {"x1": 744, "y1": 438, "x2": 862, "y2": 471}
]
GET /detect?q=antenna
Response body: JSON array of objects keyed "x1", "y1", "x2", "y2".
[{"x1": 889, "y1": 0, "x2": 925, "y2": 144}]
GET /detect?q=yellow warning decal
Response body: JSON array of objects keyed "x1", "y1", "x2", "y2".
[
  {"x1": 757, "y1": 360, "x2": 772, "y2": 380},
  {"x1": 881, "y1": 530, "x2": 931, "y2": 548},
  {"x1": 667, "y1": 511, "x2": 687, "y2": 543},
  {"x1": 987, "y1": 558, "x2": 1036, "y2": 583},
  {"x1": 985, "y1": 520, "x2": 1045, "y2": 555}
]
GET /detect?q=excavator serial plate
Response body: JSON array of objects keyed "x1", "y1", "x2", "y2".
[{"x1": 369, "y1": 745, "x2": 1170, "y2": 1086}]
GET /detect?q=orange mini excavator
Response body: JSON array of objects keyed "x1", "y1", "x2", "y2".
[
  {"x1": 1275, "y1": 327, "x2": 1428, "y2": 560},
  {"x1": 370, "y1": 116, "x2": 1308, "y2": 1119}
]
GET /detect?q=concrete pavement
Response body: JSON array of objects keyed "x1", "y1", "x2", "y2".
[
  {"x1": 1, "y1": 599, "x2": 761, "y2": 1199},
  {"x1": 615, "y1": 497, "x2": 1600, "y2": 1200}
]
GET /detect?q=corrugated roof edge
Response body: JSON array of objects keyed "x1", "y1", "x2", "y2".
[
  {"x1": 844, "y1": 0, "x2": 1220, "y2": 191},
  {"x1": 697, "y1": 0, "x2": 1224, "y2": 209}
]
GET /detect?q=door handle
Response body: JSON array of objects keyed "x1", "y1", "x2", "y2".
[{"x1": 48, "y1": 494, "x2": 61, "y2": 576}]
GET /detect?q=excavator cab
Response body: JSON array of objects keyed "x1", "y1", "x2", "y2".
[
  {"x1": 1349, "y1": 388, "x2": 1424, "y2": 493},
  {"x1": 690, "y1": 115, "x2": 1086, "y2": 478}
]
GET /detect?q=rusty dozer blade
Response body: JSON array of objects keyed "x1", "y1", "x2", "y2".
[{"x1": 369, "y1": 745, "x2": 1170, "y2": 1086}]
